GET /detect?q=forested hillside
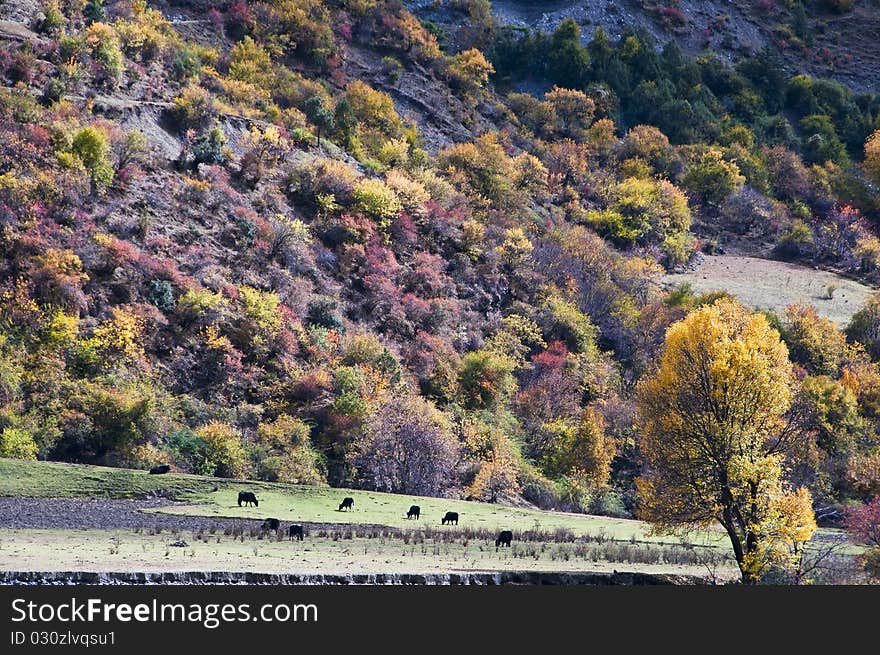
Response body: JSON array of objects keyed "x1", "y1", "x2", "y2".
[{"x1": 1, "y1": 0, "x2": 879, "y2": 583}]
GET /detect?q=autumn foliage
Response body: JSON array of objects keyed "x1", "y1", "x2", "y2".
[
  {"x1": 0, "y1": 0, "x2": 878, "y2": 574},
  {"x1": 637, "y1": 300, "x2": 816, "y2": 583}
]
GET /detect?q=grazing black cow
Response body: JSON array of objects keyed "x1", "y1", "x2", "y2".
[
  {"x1": 149, "y1": 464, "x2": 170, "y2": 474},
  {"x1": 338, "y1": 497, "x2": 354, "y2": 511},
  {"x1": 288, "y1": 524, "x2": 304, "y2": 541},
  {"x1": 238, "y1": 491, "x2": 259, "y2": 507},
  {"x1": 441, "y1": 511, "x2": 458, "y2": 525},
  {"x1": 495, "y1": 530, "x2": 513, "y2": 548},
  {"x1": 407, "y1": 505, "x2": 420, "y2": 519},
  {"x1": 262, "y1": 518, "x2": 280, "y2": 533}
]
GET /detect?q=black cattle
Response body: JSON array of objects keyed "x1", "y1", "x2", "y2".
[
  {"x1": 441, "y1": 511, "x2": 458, "y2": 525},
  {"x1": 237, "y1": 491, "x2": 259, "y2": 507},
  {"x1": 338, "y1": 497, "x2": 354, "y2": 511},
  {"x1": 149, "y1": 464, "x2": 170, "y2": 474},
  {"x1": 407, "y1": 505, "x2": 420, "y2": 519},
  {"x1": 288, "y1": 524, "x2": 304, "y2": 541},
  {"x1": 495, "y1": 530, "x2": 513, "y2": 548},
  {"x1": 262, "y1": 518, "x2": 280, "y2": 533}
]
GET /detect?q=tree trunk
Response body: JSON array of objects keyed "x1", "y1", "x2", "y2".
[
  {"x1": 720, "y1": 516, "x2": 749, "y2": 583},
  {"x1": 719, "y1": 480, "x2": 754, "y2": 584}
]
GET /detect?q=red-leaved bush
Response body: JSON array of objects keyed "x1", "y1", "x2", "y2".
[{"x1": 845, "y1": 498, "x2": 880, "y2": 547}]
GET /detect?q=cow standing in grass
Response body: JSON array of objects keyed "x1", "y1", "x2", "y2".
[
  {"x1": 262, "y1": 518, "x2": 280, "y2": 535},
  {"x1": 441, "y1": 511, "x2": 458, "y2": 525},
  {"x1": 495, "y1": 530, "x2": 512, "y2": 549},
  {"x1": 407, "y1": 505, "x2": 420, "y2": 519},
  {"x1": 289, "y1": 524, "x2": 304, "y2": 541},
  {"x1": 338, "y1": 497, "x2": 354, "y2": 511},
  {"x1": 238, "y1": 491, "x2": 259, "y2": 507}
]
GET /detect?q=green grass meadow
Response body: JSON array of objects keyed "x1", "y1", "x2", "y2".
[
  {"x1": 0, "y1": 458, "x2": 217, "y2": 499},
  {"x1": 0, "y1": 458, "x2": 716, "y2": 544},
  {"x1": 4, "y1": 458, "x2": 824, "y2": 580}
]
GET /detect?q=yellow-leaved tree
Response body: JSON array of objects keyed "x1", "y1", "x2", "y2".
[
  {"x1": 637, "y1": 299, "x2": 816, "y2": 584},
  {"x1": 865, "y1": 130, "x2": 880, "y2": 186}
]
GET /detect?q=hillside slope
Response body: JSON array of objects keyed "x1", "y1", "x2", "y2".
[
  {"x1": 0, "y1": 0, "x2": 877, "y2": 557},
  {"x1": 408, "y1": 0, "x2": 880, "y2": 93}
]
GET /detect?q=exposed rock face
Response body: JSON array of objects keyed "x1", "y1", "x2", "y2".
[{"x1": 406, "y1": 0, "x2": 880, "y2": 93}]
